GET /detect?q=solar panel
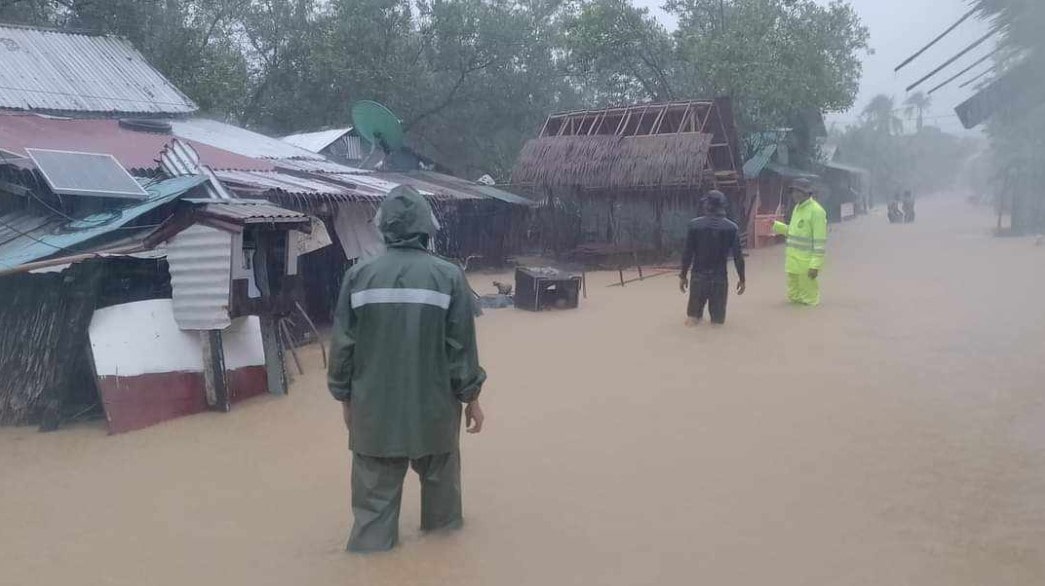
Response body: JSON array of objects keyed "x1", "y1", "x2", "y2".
[{"x1": 26, "y1": 148, "x2": 149, "y2": 199}]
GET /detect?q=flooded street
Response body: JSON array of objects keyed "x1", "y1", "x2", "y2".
[{"x1": 2, "y1": 197, "x2": 1044, "y2": 585}]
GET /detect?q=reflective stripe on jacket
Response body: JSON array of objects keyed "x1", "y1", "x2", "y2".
[{"x1": 772, "y1": 198, "x2": 827, "y2": 274}]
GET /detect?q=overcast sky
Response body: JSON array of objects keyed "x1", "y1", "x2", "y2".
[{"x1": 636, "y1": 0, "x2": 993, "y2": 134}]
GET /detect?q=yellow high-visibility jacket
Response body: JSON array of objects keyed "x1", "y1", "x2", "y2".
[{"x1": 772, "y1": 197, "x2": 827, "y2": 274}]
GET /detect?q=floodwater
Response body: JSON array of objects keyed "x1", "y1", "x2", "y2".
[{"x1": 2, "y1": 197, "x2": 1044, "y2": 585}]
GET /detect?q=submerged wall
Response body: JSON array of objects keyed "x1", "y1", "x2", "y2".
[{"x1": 89, "y1": 299, "x2": 267, "y2": 433}]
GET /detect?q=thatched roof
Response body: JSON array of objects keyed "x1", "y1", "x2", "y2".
[{"x1": 511, "y1": 133, "x2": 713, "y2": 189}]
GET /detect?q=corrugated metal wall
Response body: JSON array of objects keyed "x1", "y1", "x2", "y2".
[{"x1": 166, "y1": 225, "x2": 233, "y2": 331}]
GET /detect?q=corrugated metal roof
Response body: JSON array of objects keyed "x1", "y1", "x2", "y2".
[
  {"x1": 213, "y1": 168, "x2": 525, "y2": 205},
  {"x1": 160, "y1": 139, "x2": 234, "y2": 200},
  {"x1": 172, "y1": 119, "x2": 325, "y2": 161},
  {"x1": 0, "y1": 174, "x2": 207, "y2": 270},
  {"x1": 0, "y1": 113, "x2": 274, "y2": 171},
  {"x1": 166, "y1": 224, "x2": 232, "y2": 331},
  {"x1": 374, "y1": 172, "x2": 483, "y2": 201},
  {"x1": 409, "y1": 171, "x2": 535, "y2": 206},
  {"x1": 213, "y1": 169, "x2": 369, "y2": 200},
  {"x1": 200, "y1": 201, "x2": 308, "y2": 225},
  {"x1": 345, "y1": 173, "x2": 416, "y2": 195},
  {"x1": 281, "y1": 128, "x2": 353, "y2": 153},
  {"x1": 823, "y1": 161, "x2": 869, "y2": 175},
  {"x1": 0, "y1": 24, "x2": 197, "y2": 115},
  {"x1": 272, "y1": 157, "x2": 370, "y2": 174},
  {"x1": 343, "y1": 136, "x2": 365, "y2": 161},
  {"x1": 765, "y1": 163, "x2": 819, "y2": 180},
  {"x1": 743, "y1": 144, "x2": 778, "y2": 178}
]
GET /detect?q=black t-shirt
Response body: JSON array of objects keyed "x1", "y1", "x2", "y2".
[{"x1": 680, "y1": 215, "x2": 746, "y2": 281}]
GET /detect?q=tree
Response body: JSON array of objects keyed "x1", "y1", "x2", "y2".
[
  {"x1": 862, "y1": 94, "x2": 904, "y2": 136},
  {"x1": 0, "y1": 0, "x2": 871, "y2": 180},
  {"x1": 971, "y1": 0, "x2": 1045, "y2": 232},
  {"x1": 836, "y1": 94, "x2": 981, "y2": 203},
  {"x1": 668, "y1": 0, "x2": 869, "y2": 141},
  {"x1": 903, "y1": 92, "x2": 932, "y2": 132},
  {"x1": 563, "y1": 0, "x2": 677, "y2": 104}
]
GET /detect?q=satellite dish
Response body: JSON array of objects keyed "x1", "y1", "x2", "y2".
[{"x1": 352, "y1": 101, "x2": 404, "y2": 155}]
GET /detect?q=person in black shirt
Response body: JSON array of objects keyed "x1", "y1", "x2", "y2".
[{"x1": 679, "y1": 191, "x2": 746, "y2": 325}]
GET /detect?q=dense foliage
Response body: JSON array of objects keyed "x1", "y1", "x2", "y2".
[{"x1": 0, "y1": 0, "x2": 868, "y2": 180}]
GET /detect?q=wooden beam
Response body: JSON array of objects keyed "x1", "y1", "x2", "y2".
[
  {"x1": 200, "y1": 330, "x2": 230, "y2": 411},
  {"x1": 589, "y1": 112, "x2": 603, "y2": 135},
  {"x1": 675, "y1": 103, "x2": 692, "y2": 134},
  {"x1": 538, "y1": 115, "x2": 552, "y2": 137},
  {"x1": 698, "y1": 104, "x2": 713, "y2": 133},
  {"x1": 650, "y1": 106, "x2": 667, "y2": 135},
  {"x1": 635, "y1": 105, "x2": 651, "y2": 136},
  {"x1": 616, "y1": 111, "x2": 631, "y2": 136}
]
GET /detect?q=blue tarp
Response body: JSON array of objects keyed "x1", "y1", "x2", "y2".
[{"x1": 0, "y1": 175, "x2": 207, "y2": 270}]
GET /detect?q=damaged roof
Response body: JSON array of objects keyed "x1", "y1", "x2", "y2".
[
  {"x1": 171, "y1": 119, "x2": 325, "y2": 161},
  {"x1": 397, "y1": 171, "x2": 534, "y2": 206},
  {"x1": 214, "y1": 168, "x2": 531, "y2": 206},
  {"x1": 281, "y1": 128, "x2": 354, "y2": 153},
  {"x1": 512, "y1": 134, "x2": 714, "y2": 189},
  {"x1": 0, "y1": 114, "x2": 273, "y2": 172},
  {"x1": 743, "y1": 144, "x2": 779, "y2": 179},
  {"x1": 196, "y1": 200, "x2": 309, "y2": 226},
  {"x1": 213, "y1": 169, "x2": 372, "y2": 202},
  {"x1": 0, "y1": 24, "x2": 197, "y2": 115},
  {"x1": 0, "y1": 175, "x2": 207, "y2": 271}
]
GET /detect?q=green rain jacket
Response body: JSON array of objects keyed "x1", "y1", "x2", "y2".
[
  {"x1": 328, "y1": 187, "x2": 486, "y2": 458},
  {"x1": 772, "y1": 197, "x2": 828, "y2": 274}
]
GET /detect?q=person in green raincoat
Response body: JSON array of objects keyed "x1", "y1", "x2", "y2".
[{"x1": 329, "y1": 186, "x2": 487, "y2": 553}]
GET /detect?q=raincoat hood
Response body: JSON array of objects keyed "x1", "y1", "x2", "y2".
[{"x1": 377, "y1": 186, "x2": 438, "y2": 249}]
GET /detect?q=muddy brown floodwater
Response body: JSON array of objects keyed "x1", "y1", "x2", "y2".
[{"x1": 2, "y1": 198, "x2": 1045, "y2": 585}]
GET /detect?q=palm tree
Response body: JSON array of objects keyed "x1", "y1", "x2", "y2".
[
  {"x1": 862, "y1": 94, "x2": 903, "y2": 136},
  {"x1": 904, "y1": 92, "x2": 932, "y2": 132}
]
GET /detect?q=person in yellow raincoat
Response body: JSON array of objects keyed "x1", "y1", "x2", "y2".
[{"x1": 772, "y1": 178, "x2": 827, "y2": 306}]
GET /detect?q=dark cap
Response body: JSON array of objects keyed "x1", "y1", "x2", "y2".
[
  {"x1": 790, "y1": 178, "x2": 815, "y2": 195},
  {"x1": 705, "y1": 190, "x2": 727, "y2": 210}
]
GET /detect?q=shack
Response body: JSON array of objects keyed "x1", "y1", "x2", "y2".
[
  {"x1": 275, "y1": 129, "x2": 535, "y2": 321},
  {"x1": 215, "y1": 161, "x2": 533, "y2": 322},
  {"x1": 818, "y1": 161, "x2": 869, "y2": 222},
  {"x1": 0, "y1": 24, "x2": 310, "y2": 433},
  {"x1": 510, "y1": 99, "x2": 746, "y2": 261},
  {"x1": 0, "y1": 22, "x2": 533, "y2": 433}
]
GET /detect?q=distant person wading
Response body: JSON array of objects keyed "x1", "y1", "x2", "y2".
[
  {"x1": 679, "y1": 190, "x2": 747, "y2": 325},
  {"x1": 328, "y1": 186, "x2": 487, "y2": 553}
]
